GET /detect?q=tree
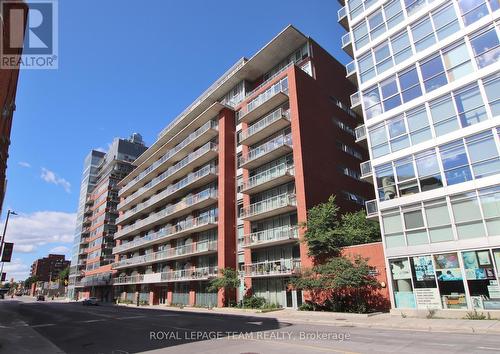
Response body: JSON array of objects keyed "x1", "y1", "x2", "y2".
[
  {"x1": 57, "y1": 267, "x2": 70, "y2": 284},
  {"x1": 207, "y1": 267, "x2": 240, "y2": 306},
  {"x1": 24, "y1": 276, "x2": 37, "y2": 289},
  {"x1": 291, "y1": 256, "x2": 382, "y2": 313},
  {"x1": 337, "y1": 210, "x2": 381, "y2": 246}
]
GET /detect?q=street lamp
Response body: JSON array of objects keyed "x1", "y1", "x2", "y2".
[{"x1": 0, "y1": 210, "x2": 18, "y2": 279}]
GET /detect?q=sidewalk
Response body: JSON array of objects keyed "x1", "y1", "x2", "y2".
[{"x1": 120, "y1": 303, "x2": 500, "y2": 334}]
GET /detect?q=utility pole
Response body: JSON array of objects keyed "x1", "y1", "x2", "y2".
[{"x1": 0, "y1": 210, "x2": 18, "y2": 279}]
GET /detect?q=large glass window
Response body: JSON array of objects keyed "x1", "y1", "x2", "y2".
[
  {"x1": 415, "y1": 149, "x2": 443, "y2": 191},
  {"x1": 432, "y1": 3, "x2": 460, "y2": 40},
  {"x1": 458, "y1": 0, "x2": 490, "y2": 26},
  {"x1": 440, "y1": 141, "x2": 473, "y2": 186},
  {"x1": 359, "y1": 52, "x2": 376, "y2": 83},
  {"x1": 404, "y1": 0, "x2": 426, "y2": 16},
  {"x1": 391, "y1": 30, "x2": 413, "y2": 64},
  {"x1": 479, "y1": 187, "x2": 500, "y2": 236},
  {"x1": 451, "y1": 193, "x2": 486, "y2": 239},
  {"x1": 374, "y1": 42, "x2": 393, "y2": 74},
  {"x1": 430, "y1": 95, "x2": 459, "y2": 136},
  {"x1": 442, "y1": 41, "x2": 473, "y2": 81},
  {"x1": 469, "y1": 27, "x2": 500, "y2": 69},
  {"x1": 398, "y1": 66, "x2": 422, "y2": 103},
  {"x1": 390, "y1": 258, "x2": 415, "y2": 308},
  {"x1": 384, "y1": 0, "x2": 404, "y2": 29},
  {"x1": 420, "y1": 55, "x2": 447, "y2": 92},
  {"x1": 353, "y1": 22, "x2": 369, "y2": 50},
  {"x1": 453, "y1": 84, "x2": 487, "y2": 127},
  {"x1": 388, "y1": 116, "x2": 410, "y2": 151},
  {"x1": 463, "y1": 250, "x2": 499, "y2": 309},
  {"x1": 369, "y1": 124, "x2": 390, "y2": 158},
  {"x1": 381, "y1": 76, "x2": 401, "y2": 111},
  {"x1": 434, "y1": 253, "x2": 468, "y2": 309},
  {"x1": 406, "y1": 106, "x2": 432, "y2": 145},
  {"x1": 483, "y1": 74, "x2": 500, "y2": 116},
  {"x1": 424, "y1": 199, "x2": 454, "y2": 242},
  {"x1": 376, "y1": 163, "x2": 397, "y2": 201},
  {"x1": 363, "y1": 85, "x2": 382, "y2": 120},
  {"x1": 465, "y1": 131, "x2": 500, "y2": 179},
  {"x1": 395, "y1": 158, "x2": 419, "y2": 196},
  {"x1": 411, "y1": 16, "x2": 436, "y2": 52},
  {"x1": 368, "y1": 10, "x2": 386, "y2": 40}
]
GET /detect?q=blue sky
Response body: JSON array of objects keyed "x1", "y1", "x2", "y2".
[{"x1": 3, "y1": 0, "x2": 348, "y2": 280}]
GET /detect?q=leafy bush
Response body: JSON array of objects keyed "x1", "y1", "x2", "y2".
[
  {"x1": 139, "y1": 300, "x2": 149, "y2": 306},
  {"x1": 465, "y1": 310, "x2": 487, "y2": 320},
  {"x1": 298, "y1": 302, "x2": 315, "y2": 311},
  {"x1": 242, "y1": 295, "x2": 266, "y2": 309}
]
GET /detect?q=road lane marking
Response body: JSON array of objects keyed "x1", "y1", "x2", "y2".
[
  {"x1": 116, "y1": 316, "x2": 145, "y2": 320},
  {"x1": 478, "y1": 347, "x2": 500, "y2": 351},
  {"x1": 80, "y1": 319, "x2": 106, "y2": 323},
  {"x1": 31, "y1": 323, "x2": 56, "y2": 328},
  {"x1": 158, "y1": 314, "x2": 179, "y2": 317}
]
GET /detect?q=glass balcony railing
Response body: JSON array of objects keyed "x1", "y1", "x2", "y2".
[
  {"x1": 245, "y1": 63, "x2": 293, "y2": 99},
  {"x1": 244, "y1": 259, "x2": 301, "y2": 277},
  {"x1": 241, "y1": 77, "x2": 289, "y2": 117},
  {"x1": 366, "y1": 199, "x2": 378, "y2": 217},
  {"x1": 360, "y1": 160, "x2": 372, "y2": 178},
  {"x1": 160, "y1": 266, "x2": 218, "y2": 282},
  {"x1": 355, "y1": 124, "x2": 366, "y2": 142},
  {"x1": 118, "y1": 142, "x2": 218, "y2": 209},
  {"x1": 350, "y1": 91, "x2": 361, "y2": 107},
  {"x1": 241, "y1": 163, "x2": 294, "y2": 192},
  {"x1": 346, "y1": 60, "x2": 356, "y2": 77},
  {"x1": 120, "y1": 120, "x2": 218, "y2": 196},
  {"x1": 239, "y1": 134, "x2": 292, "y2": 167},
  {"x1": 113, "y1": 274, "x2": 145, "y2": 285},
  {"x1": 243, "y1": 226, "x2": 299, "y2": 247},
  {"x1": 113, "y1": 240, "x2": 217, "y2": 269},
  {"x1": 240, "y1": 108, "x2": 290, "y2": 143},
  {"x1": 337, "y1": 6, "x2": 347, "y2": 22},
  {"x1": 341, "y1": 33, "x2": 352, "y2": 48},
  {"x1": 115, "y1": 189, "x2": 217, "y2": 239},
  {"x1": 240, "y1": 193, "x2": 296, "y2": 219},
  {"x1": 113, "y1": 214, "x2": 217, "y2": 254}
]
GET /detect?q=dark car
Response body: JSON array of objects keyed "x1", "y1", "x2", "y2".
[
  {"x1": 36, "y1": 294, "x2": 45, "y2": 301},
  {"x1": 82, "y1": 297, "x2": 99, "y2": 306}
]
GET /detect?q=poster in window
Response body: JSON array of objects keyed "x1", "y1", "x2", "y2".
[
  {"x1": 436, "y1": 268, "x2": 463, "y2": 281},
  {"x1": 477, "y1": 251, "x2": 491, "y2": 266},
  {"x1": 413, "y1": 255, "x2": 434, "y2": 281},
  {"x1": 391, "y1": 259, "x2": 411, "y2": 280},
  {"x1": 493, "y1": 250, "x2": 500, "y2": 270},
  {"x1": 462, "y1": 251, "x2": 479, "y2": 269},
  {"x1": 434, "y1": 253, "x2": 459, "y2": 270}
]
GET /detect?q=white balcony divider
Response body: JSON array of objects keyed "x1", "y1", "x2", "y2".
[
  {"x1": 244, "y1": 259, "x2": 301, "y2": 276},
  {"x1": 240, "y1": 193, "x2": 296, "y2": 219},
  {"x1": 245, "y1": 63, "x2": 294, "y2": 99},
  {"x1": 240, "y1": 108, "x2": 290, "y2": 142},
  {"x1": 241, "y1": 163, "x2": 294, "y2": 191},
  {"x1": 243, "y1": 225, "x2": 299, "y2": 246},
  {"x1": 113, "y1": 214, "x2": 217, "y2": 254},
  {"x1": 120, "y1": 120, "x2": 218, "y2": 196},
  {"x1": 113, "y1": 240, "x2": 217, "y2": 269},
  {"x1": 118, "y1": 142, "x2": 218, "y2": 209},
  {"x1": 239, "y1": 134, "x2": 292, "y2": 166}
]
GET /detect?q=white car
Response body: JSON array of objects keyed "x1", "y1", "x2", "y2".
[{"x1": 82, "y1": 297, "x2": 99, "y2": 306}]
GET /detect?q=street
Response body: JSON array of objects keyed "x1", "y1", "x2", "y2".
[{"x1": 1, "y1": 297, "x2": 500, "y2": 353}]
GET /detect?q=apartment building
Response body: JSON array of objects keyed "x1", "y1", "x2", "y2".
[
  {"x1": 30, "y1": 254, "x2": 70, "y2": 282},
  {"x1": 68, "y1": 134, "x2": 147, "y2": 301},
  {"x1": 339, "y1": 0, "x2": 500, "y2": 311},
  {"x1": 113, "y1": 25, "x2": 373, "y2": 308}
]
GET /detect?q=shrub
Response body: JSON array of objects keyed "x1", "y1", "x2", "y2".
[
  {"x1": 242, "y1": 295, "x2": 266, "y2": 309},
  {"x1": 298, "y1": 302, "x2": 315, "y2": 311},
  {"x1": 426, "y1": 309, "x2": 437, "y2": 319},
  {"x1": 465, "y1": 310, "x2": 487, "y2": 320}
]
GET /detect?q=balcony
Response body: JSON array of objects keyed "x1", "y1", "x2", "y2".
[
  {"x1": 241, "y1": 164, "x2": 295, "y2": 195},
  {"x1": 118, "y1": 142, "x2": 218, "y2": 211},
  {"x1": 113, "y1": 273, "x2": 160, "y2": 285},
  {"x1": 355, "y1": 124, "x2": 366, "y2": 143},
  {"x1": 112, "y1": 240, "x2": 218, "y2": 270},
  {"x1": 239, "y1": 108, "x2": 291, "y2": 146},
  {"x1": 115, "y1": 189, "x2": 217, "y2": 239},
  {"x1": 338, "y1": 6, "x2": 348, "y2": 30},
  {"x1": 360, "y1": 160, "x2": 373, "y2": 182},
  {"x1": 365, "y1": 199, "x2": 378, "y2": 218},
  {"x1": 119, "y1": 120, "x2": 218, "y2": 198},
  {"x1": 113, "y1": 214, "x2": 217, "y2": 254},
  {"x1": 244, "y1": 259, "x2": 301, "y2": 277},
  {"x1": 346, "y1": 60, "x2": 357, "y2": 84},
  {"x1": 240, "y1": 193, "x2": 296, "y2": 222},
  {"x1": 160, "y1": 266, "x2": 218, "y2": 283},
  {"x1": 117, "y1": 165, "x2": 218, "y2": 225},
  {"x1": 243, "y1": 226, "x2": 299, "y2": 249},
  {"x1": 239, "y1": 78, "x2": 289, "y2": 124},
  {"x1": 341, "y1": 32, "x2": 353, "y2": 57},
  {"x1": 239, "y1": 134, "x2": 292, "y2": 170}
]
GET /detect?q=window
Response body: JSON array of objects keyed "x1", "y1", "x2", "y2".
[
  {"x1": 391, "y1": 30, "x2": 413, "y2": 64},
  {"x1": 403, "y1": 209, "x2": 425, "y2": 229},
  {"x1": 387, "y1": 116, "x2": 410, "y2": 151},
  {"x1": 442, "y1": 42, "x2": 473, "y2": 81},
  {"x1": 395, "y1": 158, "x2": 419, "y2": 196},
  {"x1": 353, "y1": 22, "x2": 369, "y2": 49},
  {"x1": 483, "y1": 74, "x2": 500, "y2": 116},
  {"x1": 363, "y1": 85, "x2": 382, "y2": 120},
  {"x1": 383, "y1": 212, "x2": 405, "y2": 248},
  {"x1": 384, "y1": 0, "x2": 404, "y2": 29},
  {"x1": 440, "y1": 140, "x2": 473, "y2": 186},
  {"x1": 465, "y1": 131, "x2": 500, "y2": 178},
  {"x1": 411, "y1": 16, "x2": 435, "y2": 52},
  {"x1": 398, "y1": 66, "x2": 421, "y2": 103},
  {"x1": 369, "y1": 124, "x2": 390, "y2": 158},
  {"x1": 404, "y1": 0, "x2": 426, "y2": 16},
  {"x1": 381, "y1": 76, "x2": 401, "y2": 111},
  {"x1": 368, "y1": 10, "x2": 385, "y2": 40},
  {"x1": 453, "y1": 84, "x2": 487, "y2": 127},
  {"x1": 348, "y1": 0, "x2": 363, "y2": 19},
  {"x1": 458, "y1": 0, "x2": 490, "y2": 26},
  {"x1": 451, "y1": 193, "x2": 486, "y2": 239},
  {"x1": 376, "y1": 163, "x2": 396, "y2": 200},
  {"x1": 430, "y1": 95, "x2": 459, "y2": 136},
  {"x1": 479, "y1": 186, "x2": 500, "y2": 235},
  {"x1": 358, "y1": 52, "x2": 376, "y2": 83},
  {"x1": 403, "y1": 208, "x2": 427, "y2": 245},
  {"x1": 415, "y1": 149, "x2": 443, "y2": 191},
  {"x1": 431, "y1": 3, "x2": 460, "y2": 40},
  {"x1": 424, "y1": 199, "x2": 454, "y2": 242},
  {"x1": 469, "y1": 27, "x2": 500, "y2": 69},
  {"x1": 406, "y1": 106, "x2": 432, "y2": 145},
  {"x1": 374, "y1": 42, "x2": 393, "y2": 74},
  {"x1": 420, "y1": 55, "x2": 447, "y2": 92}
]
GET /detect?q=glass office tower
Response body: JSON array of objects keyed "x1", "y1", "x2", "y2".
[{"x1": 339, "y1": 0, "x2": 500, "y2": 311}]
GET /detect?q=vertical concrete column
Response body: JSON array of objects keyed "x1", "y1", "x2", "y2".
[
  {"x1": 189, "y1": 287, "x2": 196, "y2": 306},
  {"x1": 242, "y1": 142, "x2": 253, "y2": 297},
  {"x1": 167, "y1": 286, "x2": 173, "y2": 305},
  {"x1": 217, "y1": 108, "x2": 237, "y2": 307}
]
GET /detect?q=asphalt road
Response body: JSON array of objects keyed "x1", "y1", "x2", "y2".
[{"x1": 1, "y1": 297, "x2": 500, "y2": 354}]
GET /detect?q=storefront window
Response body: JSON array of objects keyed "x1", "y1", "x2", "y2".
[
  {"x1": 410, "y1": 255, "x2": 441, "y2": 309},
  {"x1": 462, "y1": 250, "x2": 500, "y2": 309},
  {"x1": 390, "y1": 258, "x2": 416, "y2": 308},
  {"x1": 434, "y1": 253, "x2": 468, "y2": 309}
]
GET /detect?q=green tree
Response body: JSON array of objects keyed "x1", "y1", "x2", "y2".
[
  {"x1": 24, "y1": 276, "x2": 37, "y2": 289},
  {"x1": 337, "y1": 210, "x2": 381, "y2": 246},
  {"x1": 57, "y1": 267, "x2": 70, "y2": 284},
  {"x1": 207, "y1": 268, "x2": 240, "y2": 293}
]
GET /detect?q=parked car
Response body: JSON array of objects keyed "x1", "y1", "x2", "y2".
[
  {"x1": 82, "y1": 297, "x2": 99, "y2": 306},
  {"x1": 36, "y1": 295, "x2": 45, "y2": 301}
]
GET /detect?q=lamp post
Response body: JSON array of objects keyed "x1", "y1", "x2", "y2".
[{"x1": 0, "y1": 210, "x2": 18, "y2": 279}]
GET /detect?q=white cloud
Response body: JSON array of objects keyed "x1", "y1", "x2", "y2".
[
  {"x1": 49, "y1": 245, "x2": 70, "y2": 256},
  {"x1": 5, "y1": 211, "x2": 76, "y2": 254},
  {"x1": 95, "y1": 142, "x2": 112, "y2": 154},
  {"x1": 18, "y1": 161, "x2": 31, "y2": 168},
  {"x1": 40, "y1": 168, "x2": 71, "y2": 193},
  {"x1": 3, "y1": 258, "x2": 31, "y2": 282}
]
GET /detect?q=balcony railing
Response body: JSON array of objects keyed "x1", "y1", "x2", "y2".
[
  {"x1": 239, "y1": 108, "x2": 290, "y2": 143},
  {"x1": 366, "y1": 199, "x2": 378, "y2": 217},
  {"x1": 115, "y1": 188, "x2": 217, "y2": 239},
  {"x1": 355, "y1": 125, "x2": 366, "y2": 142},
  {"x1": 120, "y1": 120, "x2": 218, "y2": 196},
  {"x1": 241, "y1": 163, "x2": 294, "y2": 193},
  {"x1": 360, "y1": 160, "x2": 372, "y2": 179},
  {"x1": 160, "y1": 266, "x2": 218, "y2": 282},
  {"x1": 243, "y1": 226, "x2": 299, "y2": 247},
  {"x1": 244, "y1": 259, "x2": 301, "y2": 277},
  {"x1": 240, "y1": 77, "x2": 289, "y2": 120},
  {"x1": 350, "y1": 91, "x2": 361, "y2": 108},
  {"x1": 341, "y1": 33, "x2": 352, "y2": 48},
  {"x1": 239, "y1": 134, "x2": 292, "y2": 168},
  {"x1": 113, "y1": 274, "x2": 145, "y2": 285},
  {"x1": 113, "y1": 214, "x2": 217, "y2": 254},
  {"x1": 113, "y1": 240, "x2": 218, "y2": 269},
  {"x1": 240, "y1": 193, "x2": 296, "y2": 220},
  {"x1": 118, "y1": 142, "x2": 218, "y2": 209},
  {"x1": 346, "y1": 60, "x2": 356, "y2": 77}
]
